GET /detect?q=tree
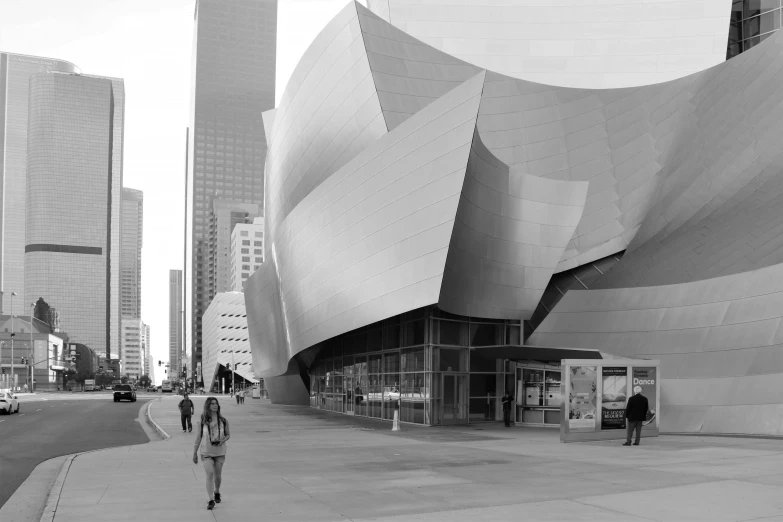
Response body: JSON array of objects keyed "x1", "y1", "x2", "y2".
[
  {"x1": 95, "y1": 372, "x2": 114, "y2": 387},
  {"x1": 138, "y1": 374, "x2": 151, "y2": 388},
  {"x1": 121, "y1": 374, "x2": 129, "y2": 384}
]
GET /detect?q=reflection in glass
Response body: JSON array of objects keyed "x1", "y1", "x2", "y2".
[{"x1": 402, "y1": 348, "x2": 425, "y2": 372}]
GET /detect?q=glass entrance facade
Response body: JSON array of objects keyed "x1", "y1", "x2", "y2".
[{"x1": 307, "y1": 306, "x2": 522, "y2": 426}]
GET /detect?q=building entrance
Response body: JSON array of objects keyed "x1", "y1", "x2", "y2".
[{"x1": 442, "y1": 373, "x2": 467, "y2": 424}]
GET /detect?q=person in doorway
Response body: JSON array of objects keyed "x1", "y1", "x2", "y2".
[
  {"x1": 193, "y1": 397, "x2": 230, "y2": 510},
  {"x1": 501, "y1": 391, "x2": 514, "y2": 427},
  {"x1": 179, "y1": 393, "x2": 195, "y2": 433},
  {"x1": 623, "y1": 386, "x2": 649, "y2": 446}
]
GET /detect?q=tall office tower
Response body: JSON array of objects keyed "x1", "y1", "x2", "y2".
[
  {"x1": 120, "y1": 188, "x2": 143, "y2": 318},
  {"x1": 186, "y1": 0, "x2": 277, "y2": 379},
  {"x1": 0, "y1": 53, "x2": 78, "y2": 312},
  {"x1": 210, "y1": 199, "x2": 261, "y2": 296},
  {"x1": 120, "y1": 318, "x2": 143, "y2": 379},
  {"x1": 25, "y1": 71, "x2": 124, "y2": 359},
  {"x1": 230, "y1": 217, "x2": 264, "y2": 292},
  {"x1": 727, "y1": 1, "x2": 783, "y2": 58},
  {"x1": 169, "y1": 270, "x2": 183, "y2": 378},
  {"x1": 145, "y1": 323, "x2": 154, "y2": 382}
]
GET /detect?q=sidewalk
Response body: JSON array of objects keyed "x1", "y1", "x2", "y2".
[{"x1": 49, "y1": 396, "x2": 783, "y2": 521}]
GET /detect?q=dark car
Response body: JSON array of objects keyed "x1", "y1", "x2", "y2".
[{"x1": 113, "y1": 384, "x2": 136, "y2": 402}]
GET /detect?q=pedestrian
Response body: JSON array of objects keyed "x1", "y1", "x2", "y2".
[
  {"x1": 235, "y1": 388, "x2": 241, "y2": 404},
  {"x1": 240, "y1": 388, "x2": 246, "y2": 404},
  {"x1": 193, "y1": 397, "x2": 230, "y2": 510},
  {"x1": 179, "y1": 393, "x2": 195, "y2": 433},
  {"x1": 623, "y1": 386, "x2": 649, "y2": 446},
  {"x1": 501, "y1": 391, "x2": 514, "y2": 427}
]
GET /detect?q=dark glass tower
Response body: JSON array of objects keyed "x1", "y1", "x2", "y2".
[
  {"x1": 727, "y1": 0, "x2": 782, "y2": 58},
  {"x1": 186, "y1": 0, "x2": 277, "y2": 382}
]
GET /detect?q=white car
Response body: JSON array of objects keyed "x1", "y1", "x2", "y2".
[{"x1": 0, "y1": 390, "x2": 19, "y2": 414}]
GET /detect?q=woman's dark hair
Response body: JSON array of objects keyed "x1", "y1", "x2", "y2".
[{"x1": 200, "y1": 396, "x2": 227, "y2": 442}]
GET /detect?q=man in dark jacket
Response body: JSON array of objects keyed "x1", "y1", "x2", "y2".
[
  {"x1": 501, "y1": 392, "x2": 514, "y2": 427},
  {"x1": 623, "y1": 386, "x2": 649, "y2": 446},
  {"x1": 178, "y1": 393, "x2": 195, "y2": 433}
]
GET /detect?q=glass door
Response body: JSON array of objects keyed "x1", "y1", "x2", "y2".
[{"x1": 442, "y1": 374, "x2": 468, "y2": 424}]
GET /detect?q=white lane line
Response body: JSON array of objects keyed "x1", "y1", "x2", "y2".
[
  {"x1": 20, "y1": 413, "x2": 25, "y2": 416},
  {"x1": 0, "y1": 419, "x2": 4, "y2": 423},
  {"x1": 36, "y1": 408, "x2": 42, "y2": 411}
]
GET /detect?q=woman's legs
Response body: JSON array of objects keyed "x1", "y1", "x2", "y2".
[
  {"x1": 202, "y1": 457, "x2": 216, "y2": 500},
  {"x1": 213, "y1": 456, "x2": 225, "y2": 496}
]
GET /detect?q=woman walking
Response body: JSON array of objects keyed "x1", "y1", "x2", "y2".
[{"x1": 193, "y1": 397, "x2": 230, "y2": 510}]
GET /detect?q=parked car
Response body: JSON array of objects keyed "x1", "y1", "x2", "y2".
[
  {"x1": 147, "y1": 386, "x2": 157, "y2": 392},
  {"x1": 113, "y1": 384, "x2": 136, "y2": 402},
  {"x1": 0, "y1": 390, "x2": 19, "y2": 414}
]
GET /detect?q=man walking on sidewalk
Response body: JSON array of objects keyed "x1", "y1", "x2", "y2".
[
  {"x1": 623, "y1": 386, "x2": 649, "y2": 446},
  {"x1": 179, "y1": 393, "x2": 195, "y2": 433}
]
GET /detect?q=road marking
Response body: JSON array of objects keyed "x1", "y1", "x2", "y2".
[
  {"x1": 0, "y1": 419, "x2": 4, "y2": 423},
  {"x1": 20, "y1": 413, "x2": 25, "y2": 416},
  {"x1": 36, "y1": 408, "x2": 42, "y2": 411}
]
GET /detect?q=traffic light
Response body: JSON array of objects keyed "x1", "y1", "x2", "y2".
[
  {"x1": 2, "y1": 368, "x2": 5, "y2": 375},
  {"x1": 158, "y1": 361, "x2": 162, "y2": 366}
]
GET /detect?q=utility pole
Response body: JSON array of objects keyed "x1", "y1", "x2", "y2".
[
  {"x1": 10, "y1": 292, "x2": 17, "y2": 391},
  {"x1": 30, "y1": 303, "x2": 35, "y2": 392},
  {"x1": 231, "y1": 352, "x2": 235, "y2": 397}
]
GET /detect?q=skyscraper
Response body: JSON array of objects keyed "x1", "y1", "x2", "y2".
[
  {"x1": 186, "y1": 0, "x2": 277, "y2": 382},
  {"x1": 143, "y1": 323, "x2": 153, "y2": 382},
  {"x1": 230, "y1": 217, "x2": 264, "y2": 292},
  {"x1": 25, "y1": 71, "x2": 124, "y2": 359},
  {"x1": 0, "y1": 53, "x2": 78, "y2": 312},
  {"x1": 120, "y1": 318, "x2": 143, "y2": 379},
  {"x1": 169, "y1": 269, "x2": 183, "y2": 379},
  {"x1": 120, "y1": 188, "x2": 143, "y2": 319}
]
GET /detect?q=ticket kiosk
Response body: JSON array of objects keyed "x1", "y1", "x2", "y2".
[{"x1": 560, "y1": 358, "x2": 660, "y2": 443}]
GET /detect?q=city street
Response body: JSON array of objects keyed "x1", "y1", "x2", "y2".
[{"x1": 0, "y1": 396, "x2": 150, "y2": 509}]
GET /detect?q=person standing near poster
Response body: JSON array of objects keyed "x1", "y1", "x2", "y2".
[{"x1": 623, "y1": 386, "x2": 649, "y2": 446}]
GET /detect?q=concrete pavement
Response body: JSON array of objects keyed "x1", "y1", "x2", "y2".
[{"x1": 45, "y1": 396, "x2": 783, "y2": 521}]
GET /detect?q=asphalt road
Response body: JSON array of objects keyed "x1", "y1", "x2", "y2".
[{"x1": 0, "y1": 396, "x2": 150, "y2": 508}]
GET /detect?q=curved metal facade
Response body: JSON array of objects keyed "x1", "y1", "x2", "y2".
[
  {"x1": 529, "y1": 263, "x2": 783, "y2": 435},
  {"x1": 368, "y1": 0, "x2": 731, "y2": 89},
  {"x1": 248, "y1": 1, "x2": 783, "y2": 427}
]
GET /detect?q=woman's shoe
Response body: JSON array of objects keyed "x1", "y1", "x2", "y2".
[
  {"x1": 215, "y1": 493, "x2": 221, "y2": 503},
  {"x1": 207, "y1": 500, "x2": 215, "y2": 510}
]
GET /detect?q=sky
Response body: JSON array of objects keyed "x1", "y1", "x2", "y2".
[{"x1": 0, "y1": 0, "x2": 364, "y2": 383}]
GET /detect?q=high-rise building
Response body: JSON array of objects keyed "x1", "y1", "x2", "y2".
[
  {"x1": 120, "y1": 188, "x2": 143, "y2": 318},
  {"x1": 727, "y1": 0, "x2": 783, "y2": 58},
  {"x1": 211, "y1": 199, "x2": 261, "y2": 295},
  {"x1": 120, "y1": 318, "x2": 143, "y2": 379},
  {"x1": 169, "y1": 269, "x2": 183, "y2": 379},
  {"x1": 0, "y1": 53, "x2": 78, "y2": 312},
  {"x1": 143, "y1": 323, "x2": 152, "y2": 381},
  {"x1": 230, "y1": 217, "x2": 264, "y2": 292},
  {"x1": 25, "y1": 71, "x2": 124, "y2": 359},
  {"x1": 186, "y1": 0, "x2": 277, "y2": 381}
]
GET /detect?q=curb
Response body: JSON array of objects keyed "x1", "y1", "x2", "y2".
[
  {"x1": 38, "y1": 453, "x2": 75, "y2": 522},
  {"x1": 146, "y1": 399, "x2": 171, "y2": 440},
  {"x1": 37, "y1": 449, "x2": 100, "y2": 522}
]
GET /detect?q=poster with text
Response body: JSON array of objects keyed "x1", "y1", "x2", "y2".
[
  {"x1": 601, "y1": 367, "x2": 627, "y2": 430},
  {"x1": 633, "y1": 367, "x2": 657, "y2": 426},
  {"x1": 568, "y1": 366, "x2": 597, "y2": 429}
]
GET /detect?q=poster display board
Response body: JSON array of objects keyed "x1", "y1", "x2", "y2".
[
  {"x1": 568, "y1": 366, "x2": 597, "y2": 429},
  {"x1": 560, "y1": 359, "x2": 660, "y2": 443},
  {"x1": 633, "y1": 367, "x2": 657, "y2": 427},
  {"x1": 601, "y1": 367, "x2": 627, "y2": 430}
]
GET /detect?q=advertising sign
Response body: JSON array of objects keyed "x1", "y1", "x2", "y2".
[
  {"x1": 601, "y1": 367, "x2": 627, "y2": 430},
  {"x1": 633, "y1": 367, "x2": 657, "y2": 426},
  {"x1": 568, "y1": 366, "x2": 597, "y2": 429}
]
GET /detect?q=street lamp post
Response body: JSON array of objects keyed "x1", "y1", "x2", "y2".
[
  {"x1": 10, "y1": 292, "x2": 17, "y2": 391},
  {"x1": 30, "y1": 303, "x2": 35, "y2": 392},
  {"x1": 0, "y1": 341, "x2": 4, "y2": 388}
]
